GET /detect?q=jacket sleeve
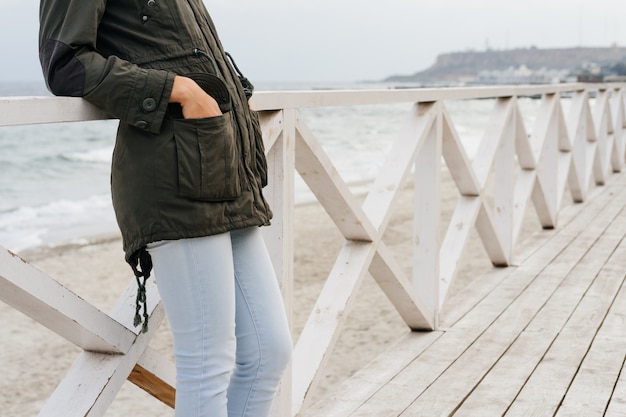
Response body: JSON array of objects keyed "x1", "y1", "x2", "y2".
[{"x1": 38, "y1": 0, "x2": 175, "y2": 134}]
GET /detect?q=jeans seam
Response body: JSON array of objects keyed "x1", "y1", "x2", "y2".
[
  {"x1": 188, "y1": 239, "x2": 206, "y2": 417},
  {"x1": 234, "y1": 271, "x2": 264, "y2": 416}
]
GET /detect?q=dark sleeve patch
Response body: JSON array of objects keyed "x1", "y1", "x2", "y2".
[{"x1": 40, "y1": 39, "x2": 86, "y2": 97}]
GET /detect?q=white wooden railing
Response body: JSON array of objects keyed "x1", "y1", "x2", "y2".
[{"x1": 1, "y1": 82, "x2": 625, "y2": 416}]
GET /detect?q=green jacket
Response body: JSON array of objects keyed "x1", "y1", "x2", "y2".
[{"x1": 39, "y1": 0, "x2": 272, "y2": 262}]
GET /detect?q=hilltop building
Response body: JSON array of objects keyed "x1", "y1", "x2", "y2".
[{"x1": 386, "y1": 46, "x2": 626, "y2": 85}]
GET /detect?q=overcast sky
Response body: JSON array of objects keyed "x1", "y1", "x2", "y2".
[{"x1": 1, "y1": 0, "x2": 624, "y2": 85}]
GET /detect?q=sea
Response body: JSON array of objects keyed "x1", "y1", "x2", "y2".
[{"x1": 0, "y1": 80, "x2": 546, "y2": 254}]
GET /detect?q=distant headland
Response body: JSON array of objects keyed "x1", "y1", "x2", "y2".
[{"x1": 386, "y1": 46, "x2": 626, "y2": 85}]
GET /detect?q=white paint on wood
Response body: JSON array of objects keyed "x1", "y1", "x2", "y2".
[
  {"x1": 294, "y1": 117, "x2": 376, "y2": 241},
  {"x1": 362, "y1": 102, "x2": 435, "y2": 232},
  {"x1": 439, "y1": 196, "x2": 482, "y2": 304},
  {"x1": 370, "y1": 242, "x2": 434, "y2": 330},
  {"x1": 413, "y1": 109, "x2": 441, "y2": 319},
  {"x1": 292, "y1": 241, "x2": 376, "y2": 415},
  {"x1": 610, "y1": 90, "x2": 626, "y2": 172},
  {"x1": 262, "y1": 109, "x2": 296, "y2": 417},
  {"x1": 493, "y1": 98, "x2": 516, "y2": 260},
  {"x1": 0, "y1": 97, "x2": 109, "y2": 126},
  {"x1": 249, "y1": 84, "x2": 598, "y2": 112},
  {"x1": 441, "y1": 103, "x2": 481, "y2": 196},
  {"x1": 38, "y1": 279, "x2": 165, "y2": 416},
  {"x1": 514, "y1": 104, "x2": 536, "y2": 169},
  {"x1": 0, "y1": 248, "x2": 136, "y2": 353},
  {"x1": 258, "y1": 110, "x2": 284, "y2": 153},
  {"x1": 593, "y1": 90, "x2": 614, "y2": 184},
  {"x1": 471, "y1": 98, "x2": 514, "y2": 189}
]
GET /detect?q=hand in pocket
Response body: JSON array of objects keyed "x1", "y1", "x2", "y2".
[{"x1": 170, "y1": 76, "x2": 223, "y2": 119}]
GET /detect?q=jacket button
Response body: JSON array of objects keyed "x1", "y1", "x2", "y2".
[
  {"x1": 147, "y1": 0, "x2": 156, "y2": 6},
  {"x1": 136, "y1": 120, "x2": 149, "y2": 129},
  {"x1": 142, "y1": 98, "x2": 157, "y2": 112}
]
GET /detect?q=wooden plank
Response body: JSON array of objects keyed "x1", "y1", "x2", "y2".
[
  {"x1": 0, "y1": 86, "x2": 620, "y2": 128},
  {"x1": 557, "y1": 96, "x2": 573, "y2": 152},
  {"x1": 476, "y1": 198, "x2": 509, "y2": 266},
  {"x1": 0, "y1": 247, "x2": 136, "y2": 353},
  {"x1": 439, "y1": 196, "x2": 482, "y2": 304},
  {"x1": 504, "y1": 219, "x2": 626, "y2": 416},
  {"x1": 292, "y1": 241, "x2": 376, "y2": 414},
  {"x1": 493, "y1": 99, "x2": 516, "y2": 259},
  {"x1": 441, "y1": 103, "x2": 481, "y2": 196},
  {"x1": 250, "y1": 84, "x2": 600, "y2": 113},
  {"x1": 258, "y1": 110, "x2": 283, "y2": 153},
  {"x1": 38, "y1": 280, "x2": 165, "y2": 416},
  {"x1": 528, "y1": 94, "x2": 556, "y2": 167},
  {"x1": 413, "y1": 112, "x2": 442, "y2": 317},
  {"x1": 0, "y1": 97, "x2": 109, "y2": 126},
  {"x1": 369, "y1": 242, "x2": 434, "y2": 330},
  {"x1": 263, "y1": 109, "x2": 296, "y2": 417},
  {"x1": 593, "y1": 90, "x2": 613, "y2": 184},
  {"x1": 294, "y1": 117, "x2": 376, "y2": 241},
  {"x1": 503, "y1": 326, "x2": 599, "y2": 417},
  {"x1": 399, "y1": 189, "x2": 626, "y2": 416},
  {"x1": 362, "y1": 101, "x2": 436, "y2": 232},
  {"x1": 532, "y1": 177, "x2": 557, "y2": 229},
  {"x1": 556, "y1": 151, "x2": 573, "y2": 216},
  {"x1": 610, "y1": 90, "x2": 626, "y2": 173},
  {"x1": 301, "y1": 331, "x2": 443, "y2": 417},
  {"x1": 555, "y1": 251, "x2": 626, "y2": 415},
  {"x1": 566, "y1": 91, "x2": 591, "y2": 202},
  {"x1": 579, "y1": 93, "x2": 600, "y2": 195},
  {"x1": 398, "y1": 327, "x2": 525, "y2": 416},
  {"x1": 536, "y1": 94, "x2": 561, "y2": 227},
  {"x1": 605, "y1": 362, "x2": 626, "y2": 416},
  {"x1": 129, "y1": 347, "x2": 176, "y2": 408},
  {"x1": 471, "y1": 98, "x2": 513, "y2": 189},
  {"x1": 556, "y1": 339, "x2": 625, "y2": 416},
  {"x1": 453, "y1": 329, "x2": 558, "y2": 415},
  {"x1": 349, "y1": 329, "x2": 482, "y2": 417},
  {"x1": 514, "y1": 103, "x2": 536, "y2": 169},
  {"x1": 512, "y1": 169, "x2": 537, "y2": 247},
  {"x1": 455, "y1": 199, "x2": 626, "y2": 415}
]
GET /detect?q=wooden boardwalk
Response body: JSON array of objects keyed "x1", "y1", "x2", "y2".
[
  {"x1": 303, "y1": 171, "x2": 626, "y2": 417},
  {"x1": 2, "y1": 85, "x2": 625, "y2": 416}
]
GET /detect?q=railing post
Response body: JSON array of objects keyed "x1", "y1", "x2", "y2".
[
  {"x1": 567, "y1": 89, "x2": 595, "y2": 202},
  {"x1": 610, "y1": 88, "x2": 626, "y2": 172},
  {"x1": 493, "y1": 97, "x2": 516, "y2": 262},
  {"x1": 413, "y1": 101, "x2": 442, "y2": 324},
  {"x1": 261, "y1": 109, "x2": 296, "y2": 417},
  {"x1": 593, "y1": 88, "x2": 613, "y2": 184}
]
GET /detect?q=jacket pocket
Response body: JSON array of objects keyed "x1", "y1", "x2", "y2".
[{"x1": 173, "y1": 112, "x2": 242, "y2": 201}]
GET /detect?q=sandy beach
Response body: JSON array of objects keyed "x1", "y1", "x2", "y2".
[{"x1": 0, "y1": 170, "x2": 542, "y2": 416}]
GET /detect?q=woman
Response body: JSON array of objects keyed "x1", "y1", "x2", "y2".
[{"x1": 38, "y1": 1, "x2": 292, "y2": 416}]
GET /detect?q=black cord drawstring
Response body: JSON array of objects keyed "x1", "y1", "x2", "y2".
[
  {"x1": 129, "y1": 247, "x2": 153, "y2": 334},
  {"x1": 225, "y1": 52, "x2": 255, "y2": 99}
]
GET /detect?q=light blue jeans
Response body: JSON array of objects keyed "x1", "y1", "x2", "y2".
[{"x1": 147, "y1": 227, "x2": 292, "y2": 417}]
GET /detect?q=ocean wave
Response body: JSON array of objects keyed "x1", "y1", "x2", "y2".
[
  {"x1": 61, "y1": 148, "x2": 112, "y2": 163},
  {"x1": 0, "y1": 194, "x2": 118, "y2": 253}
]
